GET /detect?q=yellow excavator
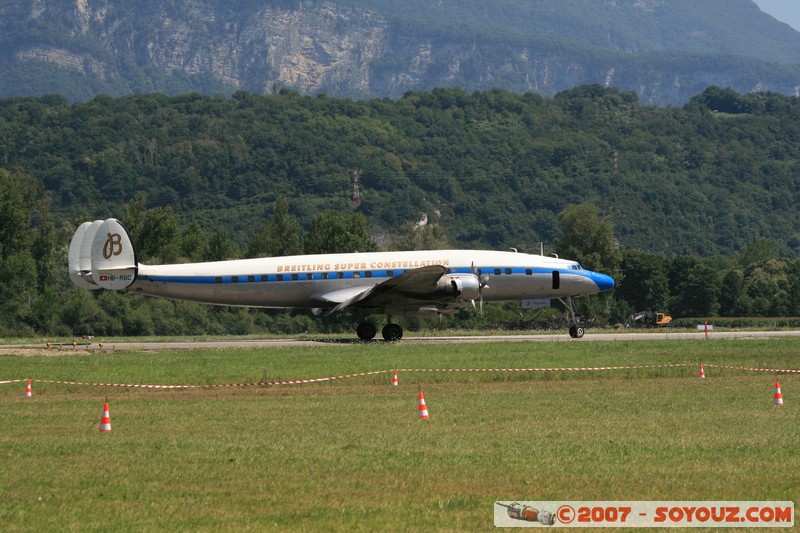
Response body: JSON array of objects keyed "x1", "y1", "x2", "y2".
[{"x1": 625, "y1": 311, "x2": 673, "y2": 328}]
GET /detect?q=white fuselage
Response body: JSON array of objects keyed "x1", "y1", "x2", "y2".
[
  {"x1": 130, "y1": 249, "x2": 613, "y2": 312},
  {"x1": 69, "y1": 218, "x2": 616, "y2": 338}
]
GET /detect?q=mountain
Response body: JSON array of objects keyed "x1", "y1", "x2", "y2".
[{"x1": 1, "y1": 0, "x2": 800, "y2": 105}]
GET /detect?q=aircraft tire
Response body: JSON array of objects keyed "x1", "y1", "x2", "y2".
[
  {"x1": 568, "y1": 325, "x2": 585, "y2": 338},
  {"x1": 382, "y1": 323, "x2": 403, "y2": 341},
  {"x1": 356, "y1": 321, "x2": 377, "y2": 341}
]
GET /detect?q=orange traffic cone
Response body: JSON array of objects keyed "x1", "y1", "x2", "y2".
[
  {"x1": 773, "y1": 381, "x2": 784, "y2": 406},
  {"x1": 391, "y1": 370, "x2": 399, "y2": 386},
  {"x1": 418, "y1": 390, "x2": 429, "y2": 419},
  {"x1": 699, "y1": 364, "x2": 705, "y2": 379},
  {"x1": 24, "y1": 379, "x2": 32, "y2": 397},
  {"x1": 99, "y1": 402, "x2": 112, "y2": 432}
]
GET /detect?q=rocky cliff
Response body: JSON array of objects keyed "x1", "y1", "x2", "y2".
[{"x1": 2, "y1": 0, "x2": 799, "y2": 104}]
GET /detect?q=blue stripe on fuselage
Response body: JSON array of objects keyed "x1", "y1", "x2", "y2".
[{"x1": 137, "y1": 265, "x2": 613, "y2": 291}]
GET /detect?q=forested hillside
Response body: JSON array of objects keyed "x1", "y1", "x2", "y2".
[
  {"x1": 2, "y1": 86, "x2": 799, "y2": 256},
  {"x1": 2, "y1": 85, "x2": 800, "y2": 337}
]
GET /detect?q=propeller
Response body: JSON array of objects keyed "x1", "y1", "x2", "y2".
[{"x1": 471, "y1": 262, "x2": 490, "y2": 316}]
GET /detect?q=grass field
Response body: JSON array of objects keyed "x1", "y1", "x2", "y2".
[{"x1": 1, "y1": 337, "x2": 798, "y2": 531}]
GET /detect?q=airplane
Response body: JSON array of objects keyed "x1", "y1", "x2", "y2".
[{"x1": 68, "y1": 218, "x2": 615, "y2": 340}]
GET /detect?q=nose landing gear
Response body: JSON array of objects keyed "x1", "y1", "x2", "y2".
[
  {"x1": 568, "y1": 324, "x2": 585, "y2": 339},
  {"x1": 559, "y1": 296, "x2": 585, "y2": 338}
]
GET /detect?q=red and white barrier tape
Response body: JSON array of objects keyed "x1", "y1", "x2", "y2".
[
  {"x1": 705, "y1": 364, "x2": 800, "y2": 374},
  {"x1": 0, "y1": 370, "x2": 390, "y2": 389},
  {"x1": 2, "y1": 363, "x2": 798, "y2": 390},
  {"x1": 396, "y1": 363, "x2": 693, "y2": 373}
]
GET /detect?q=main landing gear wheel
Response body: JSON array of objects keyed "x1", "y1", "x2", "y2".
[
  {"x1": 569, "y1": 325, "x2": 585, "y2": 338},
  {"x1": 382, "y1": 323, "x2": 403, "y2": 341},
  {"x1": 356, "y1": 321, "x2": 377, "y2": 341}
]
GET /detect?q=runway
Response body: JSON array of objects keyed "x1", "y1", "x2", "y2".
[{"x1": 7, "y1": 329, "x2": 800, "y2": 353}]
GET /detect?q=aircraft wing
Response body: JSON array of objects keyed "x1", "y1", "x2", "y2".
[{"x1": 316, "y1": 265, "x2": 448, "y2": 315}]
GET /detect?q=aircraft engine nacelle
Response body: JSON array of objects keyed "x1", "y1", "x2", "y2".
[{"x1": 437, "y1": 274, "x2": 482, "y2": 301}]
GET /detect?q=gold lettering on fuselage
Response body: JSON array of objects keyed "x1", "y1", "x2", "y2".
[
  {"x1": 275, "y1": 258, "x2": 451, "y2": 273},
  {"x1": 369, "y1": 259, "x2": 451, "y2": 269},
  {"x1": 277, "y1": 264, "x2": 330, "y2": 273}
]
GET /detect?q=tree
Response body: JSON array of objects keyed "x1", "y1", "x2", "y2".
[
  {"x1": 31, "y1": 195, "x2": 58, "y2": 287},
  {"x1": 389, "y1": 223, "x2": 450, "y2": 251},
  {"x1": 0, "y1": 169, "x2": 38, "y2": 335},
  {"x1": 180, "y1": 221, "x2": 210, "y2": 262},
  {"x1": 744, "y1": 259, "x2": 789, "y2": 316},
  {"x1": 669, "y1": 259, "x2": 721, "y2": 317},
  {"x1": 737, "y1": 238, "x2": 780, "y2": 269},
  {"x1": 0, "y1": 169, "x2": 33, "y2": 258},
  {"x1": 690, "y1": 86, "x2": 753, "y2": 114},
  {"x1": 555, "y1": 202, "x2": 621, "y2": 323},
  {"x1": 616, "y1": 250, "x2": 670, "y2": 312},
  {"x1": 555, "y1": 202, "x2": 621, "y2": 278},
  {"x1": 787, "y1": 260, "x2": 800, "y2": 316},
  {"x1": 206, "y1": 228, "x2": 240, "y2": 261},
  {"x1": 304, "y1": 212, "x2": 378, "y2": 254},
  {"x1": 718, "y1": 269, "x2": 751, "y2": 316},
  {"x1": 122, "y1": 193, "x2": 181, "y2": 263},
  {"x1": 246, "y1": 198, "x2": 303, "y2": 258}
]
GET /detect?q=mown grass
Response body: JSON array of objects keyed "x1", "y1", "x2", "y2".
[{"x1": 1, "y1": 338, "x2": 798, "y2": 531}]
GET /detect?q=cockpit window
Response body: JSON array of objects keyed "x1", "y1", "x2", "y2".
[{"x1": 571, "y1": 264, "x2": 582, "y2": 270}]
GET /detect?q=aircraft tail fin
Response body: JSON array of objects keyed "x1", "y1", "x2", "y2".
[
  {"x1": 69, "y1": 218, "x2": 137, "y2": 290},
  {"x1": 68, "y1": 221, "x2": 101, "y2": 289}
]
